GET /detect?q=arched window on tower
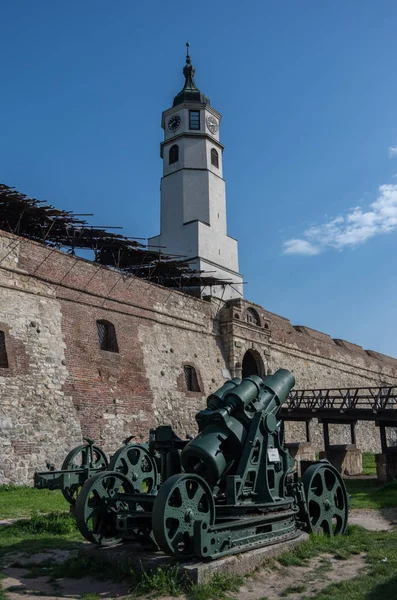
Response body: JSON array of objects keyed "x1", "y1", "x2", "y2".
[
  {"x1": 169, "y1": 144, "x2": 179, "y2": 165},
  {"x1": 97, "y1": 320, "x2": 119, "y2": 353},
  {"x1": 211, "y1": 148, "x2": 219, "y2": 168}
]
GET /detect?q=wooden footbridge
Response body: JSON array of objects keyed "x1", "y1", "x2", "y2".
[{"x1": 281, "y1": 386, "x2": 397, "y2": 454}]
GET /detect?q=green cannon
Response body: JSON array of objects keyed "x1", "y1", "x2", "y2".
[{"x1": 73, "y1": 369, "x2": 349, "y2": 559}]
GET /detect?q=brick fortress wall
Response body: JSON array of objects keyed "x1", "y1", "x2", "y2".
[
  {"x1": 0, "y1": 231, "x2": 227, "y2": 483},
  {"x1": 0, "y1": 230, "x2": 396, "y2": 484}
]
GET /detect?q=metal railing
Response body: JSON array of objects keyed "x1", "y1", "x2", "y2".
[{"x1": 285, "y1": 387, "x2": 397, "y2": 413}]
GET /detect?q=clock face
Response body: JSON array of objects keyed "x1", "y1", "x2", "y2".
[
  {"x1": 168, "y1": 115, "x2": 181, "y2": 132},
  {"x1": 206, "y1": 115, "x2": 218, "y2": 134}
]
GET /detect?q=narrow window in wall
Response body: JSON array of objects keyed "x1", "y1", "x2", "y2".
[
  {"x1": 184, "y1": 365, "x2": 200, "y2": 392},
  {"x1": 169, "y1": 144, "x2": 179, "y2": 165},
  {"x1": 211, "y1": 148, "x2": 219, "y2": 168},
  {"x1": 0, "y1": 331, "x2": 8, "y2": 368},
  {"x1": 189, "y1": 110, "x2": 200, "y2": 130},
  {"x1": 97, "y1": 320, "x2": 119, "y2": 353}
]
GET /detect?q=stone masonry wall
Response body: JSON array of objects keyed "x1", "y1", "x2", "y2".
[
  {"x1": 1, "y1": 229, "x2": 397, "y2": 484},
  {"x1": 0, "y1": 234, "x2": 82, "y2": 484},
  {"x1": 0, "y1": 231, "x2": 229, "y2": 482}
]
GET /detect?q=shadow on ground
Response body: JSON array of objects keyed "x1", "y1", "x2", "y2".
[{"x1": 367, "y1": 574, "x2": 397, "y2": 599}]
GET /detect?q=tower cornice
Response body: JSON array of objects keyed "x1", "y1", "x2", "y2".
[
  {"x1": 160, "y1": 133, "x2": 224, "y2": 158},
  {"x1": 161, "y1": 166, "x2": 226, "y2": 183}
]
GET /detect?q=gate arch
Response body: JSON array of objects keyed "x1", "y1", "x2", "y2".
[{"x1": 242, "y1": 349, "x2": 265, "y2": 378}]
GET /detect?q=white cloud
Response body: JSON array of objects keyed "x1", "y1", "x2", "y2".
[
  {"x1": 282, "y1": 239, "x2": 321, "y2": 256},
  {"x1": 282, "y1": 184, "x2": 397, "y2": 255},
  {"x1": 389, "y1": 146, "x2": 397, "y2": 158}
]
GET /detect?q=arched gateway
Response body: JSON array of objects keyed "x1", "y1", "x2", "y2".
[{"x1": 242, "y1": 349, "x2": 264, "y2": 378}]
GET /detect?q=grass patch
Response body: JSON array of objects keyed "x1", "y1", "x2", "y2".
[
  {"x1": 0, "y1": 511, "x2": 81, "y2": 557},
  {"x1": 54, "y1": 558, "x2": 243, "y2": 600},
  {"x1": 345, "y1": 479, "x2": 397, "y2": 509},
  {"x1": 362, "y1": 452, "x2": 377, "y2": 476},
  {"x1": 277, "y1": 525, "x2": 397, "y2": 600},
  {"x1": 9, "y1": 512, "x2": 77, "y2": 535},
  {"x1": 22, "y1": 556, "x2": 243, "y2": 600},
  {"x1": 0, "y1": 574, "x2": 7, "y2": 600},
  {"x1": 18, "y1": 554, "x2": 132, "y2": 583},
  {"x1": 278, "y1": 525, "x2": 370, "y2": 567},
  {"x1": 281, "y1": 584, "x2": 306, "y2": 596},
  {"x1": 315, "y1": 556, "x2": 333, "y2": 574},
  {"x1": 311, "y1": 565, "x2": 397, "y2": 599},
  {"x1": 0, "y1": 485, "x2": 68, "y2": 519},
  {"x1": 187, "y1": 573, "x2": 244, "y2": 600},
  {"x1": 0, "y1": 572, "x2": 8, "y2": 600},
  {"x1": 132, "y1": 564, "x2": 185, "y2": 597},
  {"x1": 51, "y1": 555, "x2": 132, "y2": 583}
]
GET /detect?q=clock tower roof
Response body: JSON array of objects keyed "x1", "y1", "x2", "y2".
[{"x1": 172, "y1": 43, "x2": 210, "y2": 107}]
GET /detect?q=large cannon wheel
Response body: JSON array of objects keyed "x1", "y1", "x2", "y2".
[
  {"x1": 152, "y1": 473, "x2": 215, "y2": 559},
  {"x1": 61, "y1": 442, "x2": 108, "y2": 505},
  {"x1": 75, "y1": 471, "x2": 134, "y2": 545},
  {"x1": 302, "y1": 460, "x2": 349, "y2": 535},
  {"x1": 108, "y1": 444, "x2": 159, "y2": 493}
]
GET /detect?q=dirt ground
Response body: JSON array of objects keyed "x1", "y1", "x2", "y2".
[{"x1": 2, "y1": 508, "x2": 397, "y2": 600}]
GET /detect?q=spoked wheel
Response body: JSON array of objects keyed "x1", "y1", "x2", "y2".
[
  {"x1": 302, "y1": 460, "x2": 349, "y2": 535},
  {"x1": 75, "y1": 471, "x2": 134, "y2": 545},
  {"x1": 152, "y1": 473, "x2": 215, "y2": 559},
  {"x1": 61, "y1": 443, "x2": 108, "y2": 505},
  {"x1": 108, "y1": 444, "x2": 159, "y2": 493}
]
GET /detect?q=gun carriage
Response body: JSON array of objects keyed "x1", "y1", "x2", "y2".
[
  {"x1": 34, "y1": 437, "x2": 109, "y2": 505},
  {"x1": 34, "y1": 427, "x2": 189, "y2": 508},
  {"x1": 73, "y1": 369, "x2": 349, "y2": 560}
]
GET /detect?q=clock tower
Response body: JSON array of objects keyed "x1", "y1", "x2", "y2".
[{"x1": 149, "y1": 44, "x2": 243, "y2": 300}]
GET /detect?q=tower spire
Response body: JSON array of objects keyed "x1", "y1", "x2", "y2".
[{"x1": 172, "y1": 43, "x2": 210, "y2": 107}]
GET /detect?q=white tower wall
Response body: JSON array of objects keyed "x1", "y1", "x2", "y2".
[{"x1": 148, "y1": 52, "x2": 243, "y2": 300}]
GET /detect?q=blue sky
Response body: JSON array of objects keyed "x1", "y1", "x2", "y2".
[{"x1": 1, "y1": 2, "x2": 397, "y2": 357}]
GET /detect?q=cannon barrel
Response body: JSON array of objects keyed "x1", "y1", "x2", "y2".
[
  {"x1": 181, "y1": 369, "x2": 295, "y2": 484},
  {"x1": 206, "y1": 377, "x2": 241, "y2": 411},
  {"x1": 222, "y1": 369, "x2": 295, "y2": 416}
]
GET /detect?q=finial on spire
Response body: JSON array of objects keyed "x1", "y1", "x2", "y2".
[{"x1": 172, "y1": 43, "x2": 210, "y2": 107}]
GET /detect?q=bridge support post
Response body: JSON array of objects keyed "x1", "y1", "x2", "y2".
[
  {"x1": 376, "y1": 452, "x2": 397, "y2": 482},
  {"x1": 323, "y1": 422, "x2": 330, "y2": 450},
  {"x1": 319, "y1": 444, "x2": 362, "y2": 476},
  {"x1": 376, "y1": 422, "x2": 397, "y2": 481},
  {"x1": 285, "y1": 442, "x2": 316, "y2": 477},
  {"x1": 350, "y1": 422, "x2": 356, "y2": 446},
  {"x1": 305, "y1": 420, "x2": 311, "y2": 443},
  {"x1": 318, "y1": 419, "x2": 362, "y2": 475}
]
